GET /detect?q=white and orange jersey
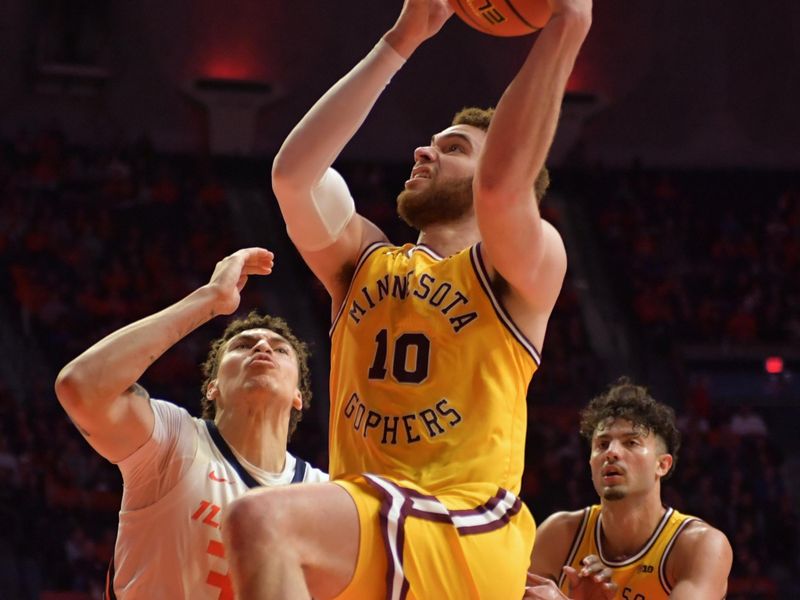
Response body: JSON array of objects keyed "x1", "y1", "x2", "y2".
[
  {"x1": 108, "y1": 399, "x2": 327, "y2": 599},
  {"x1": 329, "y1": 242, "x2": 540, "y2": 507}
]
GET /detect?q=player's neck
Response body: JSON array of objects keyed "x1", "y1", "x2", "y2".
[
  {"x1": 215, "y1": 406, "x2": 289, "y2": 473},
  {"x1": 598, "y1": 493, "x2": 667, "y2": 560},
  {"x1": 417, "y1": 218, "x2": 480, "y2": 257}
]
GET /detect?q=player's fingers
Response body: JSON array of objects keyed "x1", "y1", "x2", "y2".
[
  {"x1": 237, "y1": 247, "x2": 274, "y2": 261},
  {"x1": 579, "y1": 554, "x2": 600, "y2": 568},
  {"x1": 232, "y1": 246, "x2": 272, "y2": 256},
  {"x1": 237, "y1": 248, "x2": 274, "y2": 275},
  {"x1": 591, "y1": 567, "x2": 613, "y2": 583},
  {"x1": 581, "y1": 561, "x2": 606, "y2": 577},
  {"x1": 578, "y1": 555, "x2": 604, "y2": 577},
  {"x1": 562, "y1": 565, "x2": 579, "y2": 586},
  {"x1": 526, "y1": 573, "x2": 554, "y2": 586},
  {"x1": 225, "y1": 247, "x2": 270, "y2": 267},
  {"x1": 241, "y1": 262, "x2": 273, "y2": 275}
]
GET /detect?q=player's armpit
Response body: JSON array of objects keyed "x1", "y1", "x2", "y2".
[
  {"x1": 126, "y1": 382, "x2": 150, "y2": 400},
  {"x1": 480, "y1": 218, "x2": 566, "y2": 313}
]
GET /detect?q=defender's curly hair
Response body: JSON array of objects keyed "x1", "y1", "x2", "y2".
[
  {"x1": 579, "y1": 377, "x2": 681, "y2": 479},
  {"x1": 200, "y1": 311, "x2": 311, "y2": 439},
  {"x1": 451, "y1": 106, "x2": 550, "y2": 204}
]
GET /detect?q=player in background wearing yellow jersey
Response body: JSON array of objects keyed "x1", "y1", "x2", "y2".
[
  {"x1": 223, "y1": 0, "x2": 592, "y2": 598},
  {"x1": 525, "y1": 378, "x2": 732, "y2": 600}
]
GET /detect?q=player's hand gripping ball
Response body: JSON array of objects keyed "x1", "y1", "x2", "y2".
[{"x1": 448, "y1": 0, "x2": 551, "y2": 36}]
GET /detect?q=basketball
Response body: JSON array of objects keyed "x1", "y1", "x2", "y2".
[{"x1": 448, "y1": 0, "x2": 551, "y2": 37}]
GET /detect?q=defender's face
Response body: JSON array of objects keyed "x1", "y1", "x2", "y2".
[
  {"x1": 589, "y1": 418, "x2": 670, "y2": 502},
  {"x1": 210, "y1": 328, "x2": 302, "y2": 413}
]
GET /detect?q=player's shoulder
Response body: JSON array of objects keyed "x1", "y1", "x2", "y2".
[
  {"x1": 536, "y1": 508, "x2": 590, "y2": 545},
  {"x1": 541, "y1": 218, "x2": 567, "y2": 263},
  {"x1": 149, "y1": 398, "x2": 204, "y2": 445},
  {"x1": 541, "y1": 217, "x2": 563, "y2": 238},
  {"x1": 150, "y1": 398, "x2": 197, "y2": 427},
  {"x1": 673, "y1": 519, "x2": 732, "y2": 556},
  {"x1": 150, "y1": 397, "x2": 188, "y2": 414},
  {"x1": 541, "y1": 508, "x2": 588, "y2": 527},
  {"x1": 530, "y1": 509, "x2": 591, "y2": 578},
  {"x1": 668, "y1": 518, "x2": 733, "y2": 577}
]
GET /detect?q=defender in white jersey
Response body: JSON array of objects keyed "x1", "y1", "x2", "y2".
[{"x1": 55, "y1": 248, "x2": 327, "y2": 599}]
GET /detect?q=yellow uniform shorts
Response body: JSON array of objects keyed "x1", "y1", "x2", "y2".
[{"x1": 333, "y1": 474, "x2": 536, "y2": 600}]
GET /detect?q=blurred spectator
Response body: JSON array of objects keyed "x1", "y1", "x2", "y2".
[{"x1": 730, "y1": 405, "x2": 769, "y2": 437}]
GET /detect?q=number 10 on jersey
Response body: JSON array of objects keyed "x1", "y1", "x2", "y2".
[{"x1": 367, "y1": 329, "x2": 431, "y2": 384}]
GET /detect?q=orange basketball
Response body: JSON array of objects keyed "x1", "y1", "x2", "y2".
[{"x1": 448, "y1": 0, "x2": 551, "y2": 37}]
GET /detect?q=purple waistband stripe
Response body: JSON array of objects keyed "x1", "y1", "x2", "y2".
[{"x1": 363, "y1": 474, "x2": 522, "y2": 599}]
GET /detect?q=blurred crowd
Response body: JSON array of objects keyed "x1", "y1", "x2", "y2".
[
  {"x1": 573, "y1": 168, "x2": 800, "y2": 349},
  {"x1": 0, "y1": 132, "x2": 796, "y2": 598}
]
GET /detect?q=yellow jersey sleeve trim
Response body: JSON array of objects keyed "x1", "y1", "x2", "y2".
[
  {"x1": 657, "y1": 516, "x2": 700, "y2": 595},
  {"x1": 558, "y1": 506, "x2": 593, "y2": 589},
  {"x1": 330, "y1": 241, "x2": 393, "y2": 337},
  {"x1": 469, "y1": 243, "x2": 542, "y2": 365}
]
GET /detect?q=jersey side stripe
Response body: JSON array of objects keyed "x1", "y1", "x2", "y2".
[
  {"x1": 330, "y1": 242, "x2": 392, "y2": 337},
  {"x1": 558, "y1": 507, "x2": 591, "y2": 589},
  {"x1": 469, "y1": 244, "x2": 541, "y2": 365},
  {"x1": 105, "y1": 554, "x2": 117, "y2": 600},
  {"x1": 658, "y1": 518, "x2": 699, "y2": 594}
]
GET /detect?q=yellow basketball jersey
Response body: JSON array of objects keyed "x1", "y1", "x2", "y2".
[
  {"x1": 559, "y1": 505, "x2": 700, "y2": 599},
  {"x1": 329, "y1": 242, "x2": 540, "y2": 506}
]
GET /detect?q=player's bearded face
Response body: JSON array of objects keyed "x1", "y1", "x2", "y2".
[{"x1": 396, "y1": 176, "x2": 473, "y2": 230}]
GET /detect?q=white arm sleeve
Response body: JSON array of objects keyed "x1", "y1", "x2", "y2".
[{"x1": 272, "y1": 39, "x2": 406, "y2": 251}]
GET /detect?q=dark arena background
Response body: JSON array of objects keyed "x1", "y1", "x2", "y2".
[{"x1": 1, "y1": 1, "x2": 799, "y2": 598}]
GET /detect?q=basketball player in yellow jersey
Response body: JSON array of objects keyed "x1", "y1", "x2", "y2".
[
  {"x1": 525, "y1": 379, "x2": 733, "y2": 600},
  {"x1": 223, "y1": 0, "x2": 593, "y2": 598}
]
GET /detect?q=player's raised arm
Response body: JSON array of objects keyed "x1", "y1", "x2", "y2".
[
  {"x1": 54, "y1": 248, "x2": 274, "y2": 463},
  {"x1": 271, "y1": 0, "x2": 453, "y2": 303},
  {"x1": 474, "y1": 0, "x2": 591, "y2": 315}
]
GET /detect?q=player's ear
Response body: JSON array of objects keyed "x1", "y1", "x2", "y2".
[
  {"x1": 206, "y1": 379, "x2": 219, "y2": 401},
  {"x1": 292, "y1": 389, "x2": 303, "y2": 411},
  {"x1": 656, "y1": 453, "x2": 673, "y2": 478}
]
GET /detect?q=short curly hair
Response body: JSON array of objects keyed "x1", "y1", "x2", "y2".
[
  {"x1": 451, "y1": 106, "x2": 550, "y2": 204},
  {"x1": 200, "y1": 311, "x2": 311, "y2": 439},
  {"x1": 579, "y1": 377, "x2": 681, "y2": 479}
]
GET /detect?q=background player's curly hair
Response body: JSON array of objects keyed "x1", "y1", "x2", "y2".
[
  {"x1": 451, "y1": 106, "x2": 550, "y2": 204},
  {"x1": 580, "y1": 377, "x2": 681, "y2": 479},
  {"x1": 200, "y1": 311, "x2": 312, "y2": 439}
]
